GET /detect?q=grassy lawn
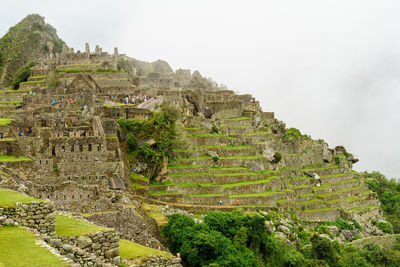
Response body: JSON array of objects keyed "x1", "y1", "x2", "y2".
[
  {"x1": 0, "y1": 155, "x2": 32, "y2": 162},
  {"x1": 0, "y1": 188, "x2": 42, "y2": 208},
  {"x1": 221, "y1": 116, "x2": 250, "y2": 121},
  {"x1": 0, "y1": 118, "x2": 13, "y2": 126},
  {"x1": 222, "y1": 176, "x2": 279, "y2": 189},
  {"x1": 0, "y1": 226, "x2": 68, "y2": 267},
  {"x1": 229, "y1": 190, "x2": 282, "y2": 198},
  {"x1": 56, "y1": 215, "x2": 108, "y2": 236},
  {"x1": 142, "y1": 203, "x2": 169, "y2": 226},
  {"x1": 120, "y1": 239, "x2": 173, "y2": 260}
]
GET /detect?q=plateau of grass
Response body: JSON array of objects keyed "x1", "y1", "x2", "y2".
[
  {"x1": 303, "y1": 207, "x2": 338, "y2": 213},
  {"x1": 188, "y1": 193, "x2": 224, "y2": 197},
  {"x1": 0, "y1": 226, "x2": 68, "y2": 267},
  {"x1": 0, "y1": 188, "x2": 42, "y2": 208},
  {"x1": 148, "y1": 191, "x2": 180, "y2": 195},
  {"x1": 142, "y1": 203, "x2": 169, "y2": 226},
  {"x1": 0, "y1": 118, "x2": 13, "y2": 126},
  {"x1": 168, "y1": 164, "x2": 207, "y2": 169},
  {"x1": 222, "y1": 176, "x2": 279, "y2": 189},
  {"x1": 222, "y1": 116, "x2": 250, "y2": 121},
  {"x1": 56, "y1": 215, "x2": 107, "y2": 236},
  {"x1": 0, "y1": 155, "x2": 32, "y2": 162},
  {"x1": 120, "y1": 239, "x2": 173, "y2": 260},
  {"x1": 229, "y1": 190, "x2": 282, "y2": 198}
]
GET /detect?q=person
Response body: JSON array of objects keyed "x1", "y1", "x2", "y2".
[
  {"x1": 68, "y1": 97, "x2": 72, "y2": 103},
  {"x1": 17, "y1": 128, "x2": 23, "y2": 137},
  {"x1": 236, "y1": 199, "x2": 239, "y2": 206},
  {"x1": 52, "y1": 99, "x2": 56, "y2": 105},
  {"x1": 218, "y1": 200, "x2": 222, "y2": 206},
  {"x1": 25, "y1": 128, "x2": 30, "y2": 136}
]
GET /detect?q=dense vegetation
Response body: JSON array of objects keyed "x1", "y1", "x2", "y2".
[
  {"x1": 0, "y1": 14, "x2": 64, "y2": 86},
  {"x1": 365, "y1": 171, "x2": 400, "y2": 233},
  {"x1": 163, "y1": 210, "x2": 400, "y2": 267},
  {"x1": 118, "y1": 104, "x2": 179, "y2": 174},
  {"x1": 283, "y1": 128, "x2": 309, "y2": 140}
]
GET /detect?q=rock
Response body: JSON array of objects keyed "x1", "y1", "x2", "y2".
[
  {"x1": 4, "y1": 218, "x2": 14, "y2": 225},
  {"x1": 77, "y1": 236, "x2": 93, "y2": 249},
  {"x1": 253, "y1": 116, "x2": 262, "y2": 128},
  {"x1": 206, "y1": 151, "x2": 219, "y2": 158},
  {"x1": 277, "y1": 225, "x2": 291, "y2": 236},
  {"x1": 319, "y1": 234, "x2": 333, "y2": 241},
  {"x1": 104, "y1": 248, "x2": 120, "y2": 258},
  {"x1": 322, "y1": 144, "x2": 332, "y2": 163},
  {"x1": 341, "y1": 230, "x2": 359, "y2": 241},
  {"x1": 328, "y1": 226, "x2": 339, "y2": 236},
  {"x1": 274, "y1": 232, "x2": 290, "y2": 244},
  {"x1": 50, "y1": 238, "x2": 62, "y2": 248},
  {"x1": 0, "y1": 216, "x2": 6, "y2": 224},
  {"x1": 348, "y1": 154, "x2": 359, "y2": 164},
  {"x1": 119, "y1": 195, "x2": 132, "y2": 205},
  {"x1": 247, "y1": 162, "x2": 264, "y2": 172},
  {"x1": 265, "y1": 221, "x2": 273, "y2": 233},
  {"x1": 137, "y1": 96, "x2": 164, "y2": 111},
  {"x1": 263, "y1": 147, "x2": 276, "y2": 161},
  {"x1": 62, "y1": 244, "x2": 73, "y2": 252},
  {"x1": 304, "y1": 171, "x2": 314, "y2": 177},
  {"x1": 201, "y1": 121, "x2": 213, "y2": 131},
  {"x1": 131, "y1": 162, "x2": 147, "y2": 173}
]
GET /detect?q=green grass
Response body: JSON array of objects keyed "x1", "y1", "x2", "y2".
[
  {"x1": 303, "y1": 207, "x2": 338, "y2": 213},
  {"x1": 3, "y1": 89, "x2": 31, "y2": 93},
  {"x1": 0, "y1": 188, "x2": 42, "y2": 208},
  {"x1": 142, "y1": 203, "x2": 169, "y2": 226},
  {"x1": 106, "y1": 136, "x2": 118, "y2": 139},
  {"x1": 295, "y1": 198, "x2": 324, "y2": 205},
  {"x1": 222, "y1": 176, "x2": 279, "y2": 189},
  {"x1": 0, "y1": 101, "x2": 21, "y2": 104},
  {"x1": 347, "y1": 205, "x2": 379, "y2": 212},
  {"x1": 120, "y1": 239, "x2": 173, "y2": 260},
  {"x1": 148, "y1": 191, "x2": 181, "y2": 195},
  {"x1": 301, "y1": 165, "x2": 340, "y2": 172},
  {"x1": 0, "y1": 226, "x2": 68, "y2": 267},
  {"x1": 222, "y1": 116, "x2": 250, "y2": 121},
  {"x1": 0, "y1": 155, "x2": 32, "y2": 162},
  {"x1": 0, "y1": 118, "x2": 13, "y2": 126},
  {"x1": 284, "y1": 153, "x2": 301, "y2": 156},
  {"x1": 229, "y1": 190, "x2": 282, "y2": 198},
  {"x1": 29, "y1": 75, "x2": 48, "y2": 79},
  {"x1": 170, "y1": 172, "x2": 210, "y2": 177},
  {"x1": 194, "y1": 144, "x2": 254, "y2": 150},
  {"x1": 131, "y1": 173, "x2": 148, "y2": 181},
  {"x1": 189, "y1": 193, "x2": 224, "y2": 197},
  {"x1": 104, "y1": 104, "x2": 134, "y2": 107},
  {"x1": 168, "y1": 164, "x2": 207, "y2": 169},
  {"x1": 316, "y1": 186, "x2": 364, "y2": 198},
  {"x1": 345, "y1": 196, "x2": 365, "y2": 202},
  {"x1": 219, "y1": 155, "x2": 264, "y2": 160},
  {"x1": 210, "y1": 166, "x2": 249, "y2": 171},
  {"x1": 314, "y1": 178, "x2": 359, "y2": 190},
  {"x1": 19, "y1": 80, "x2": 45, "y2": 85},
  {"x1": 55, "y1": 215, "x2": 108, "y2": 236}
]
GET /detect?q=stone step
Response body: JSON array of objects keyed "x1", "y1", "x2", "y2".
[
  {"x1": 209, "y1": 166, "x2": 250, "y2": 174},
  {"x1": 222, "y1": 125, "x2": 255, "y2": 135},
  {"x1": 167, "y1": 164, "x2": 209, "y2": 174},
  {"x1": 314, "y1": 178, "x2": 360, "y2": 194},
  {"x1": 173, "y1": 146, "x2": 257, "y2": 158},
  {"x1": 296, "y1": 208, "x2": 341, "y2": 221},
  {"x1": 220, "y1": 117, "x2": 251, "y2": 126}
]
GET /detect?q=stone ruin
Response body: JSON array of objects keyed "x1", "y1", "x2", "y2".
[{"x1": 0, "y1": 44, "x2": 382, "y2": 227}]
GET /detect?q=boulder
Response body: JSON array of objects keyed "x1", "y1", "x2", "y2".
[
  {"x1": 322, "y1": 144, "x2": 332, "y2": 163},
  {"x1": 119, "y1": 195, "x2": 132, "y2": 205},
  {"x1": 341, "y1": 230, "x2": 359, "y2": 241},
  {"x1": 277, "y1": 225, "x2": 291, "y2": 236},
  {"x1": 319, "y1": 234, "x2": 333, "y2": 241},
  {"x1": 263, "y1": 147, "x2": 276, "y2": 161},
  {"x1": 328, "y1": 226, "x2": 339, "y2": 236},
  {"x1": 62, "y1": 244, "x2": 73, "y2": 252},
  {"x1": 247, "y1": 162, "x2": 264, "y2": 172},
  {"x1": 105, "y1": 248, "x2": 120, "y2": 258},
  {"x1": 253, "y1": 116, "x2": 262, "y2": 128},
  {"x1": 348, "y1": 154, "x2": 359, "y2": 164},
  {"x1": 201, "y1": 121, "x2": 213, "y2": 131},
  {"x1": 206, "y1": 151, "x2": 219, "y2": 158},
  {"x1": 77, "y1": 236, "x2": 93, "y2": 249},
  {"x1": 274, "y1": 232, "x2": 291, "y2": 244}
]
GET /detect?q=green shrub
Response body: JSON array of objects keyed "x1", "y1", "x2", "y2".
[
  {"x1": 271, "y1": 152, "x2": 282, "y2": 164},
  {"x1": 10, "y1": 60, "x2": 36, "y2": 89},
  {"x1": 284, "y1": 128, "x2": 309, "y2": 140},
  {"x1": 212, "y1": 156, "x2": 219, "y2": 163},
  {"x1": 376, "y1": 221, "x2": 393, "y2": 234}
]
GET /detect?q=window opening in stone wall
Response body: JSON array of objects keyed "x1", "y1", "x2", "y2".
[
  {"x1": 97, "y1": 144, "x2": 101, "y2": 151},
  {"x1": 71, "y1": 145, "x2": 74, "y2": 152},
  {"x1": 80, "y1": 195, "x2": 82, "y2": 199},
  {"x1": 72, "y1": 195, "x2": 74, "y2": 200},
  {"x1": 88, "y1": 144, "x2": 92, "y2": 151},
  {"x1": 64, "y1": 195, "x2": 66, "y2": 200},
  {"x1": 62, "y1": 146, "x2": 65, "y2": 152},
  {"x1": 52, "y1": 146, "x2": 56, "y2": 156},
  {"x1": 79, "y1": 144, "x2": 83, "y2": 152}
]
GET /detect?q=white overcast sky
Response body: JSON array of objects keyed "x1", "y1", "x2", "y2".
[{"x1": 1, "y1": 0, "x2": 400, "y2": 178}]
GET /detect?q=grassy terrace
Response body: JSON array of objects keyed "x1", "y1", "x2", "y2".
[
  {"x1": 120, "y1": 239, "x2": 173, "y2": 261},
  {"x1": 316, "y1": 186, "x2": 364, "y2": 198},
  {"x1": 313, "y1": 178, "x2": 359, "y2": 190},
  {"x1": 229, "y1": 190, "x2": 282, "y2": 198},
  {"x1": 301, "y1": 164, "x2": 340, "y2": 171},
  {"x1": 56, "y1": 215, "x2": 108, "y2": 236},
  {"x1": 20, "y1": 80, "x2": 45, "y2": 85},
  {"x1": 210, "y1": 166, "x2": 249, "y2": 171},
  {"x1": 0, "y1": 101, "x2": 22, "y2": 104},
  {"x1": 0, "y1": 226, "x2": 68, "y2": 267},
  {"x1": 303, "y1": 207, "x2": 338, "y2": 213},
  {"x1": 348, "y1": 205, "x2": 379, "y2": 212},
  {"x1": 142, "y1": 203, "x2": 169, "y2": 226},
  {"x1": 0, "y1": 155, "x2": 32, "y2": 162},
  {"x1": 0, "y1": 188, "x2": 42, "y2": 208},
  {"x1": 244, "y1": 131, "x2": 271, "y2": 136},
  {"x1": 221, "y1": 116, "x2": 250, "y2": 121},
  {"x1": 168, "y1": 164, "x2": 207, "y2": 169},
  {"x1": 3, "y1": 89, "x2": 31, "y2": 93},
  {"x1": 0, "y1": 118, "x2": 13, "y2": 126}
]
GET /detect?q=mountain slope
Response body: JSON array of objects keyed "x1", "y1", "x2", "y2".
[{"x1": 0, "y1": 14, "x2": 65, "y2": 86}]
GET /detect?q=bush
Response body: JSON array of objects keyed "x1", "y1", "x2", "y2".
[
  {"x1": 376, "y1": 221, "x2": 393, "y2": 234},
  {"x1": 271, "y1": 152, "x2": 282, "y2": 164},
  {"x1": 284, "y1": 128, "x2": 309, "y2": 140},
  {"x1": 11, "y1": 60, "x2": 36, "y2": 89}
]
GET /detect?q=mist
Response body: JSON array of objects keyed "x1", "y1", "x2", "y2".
[{"x1": 1, "y1": 0, "x2": 399, "y2": 178}]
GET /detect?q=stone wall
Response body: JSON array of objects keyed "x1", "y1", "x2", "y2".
[
  {"x1": 50, "y1": 229, "x2": 120, "y2": 266},
  {"x1": 0, "y1": 201, "x2": 55, "y2": 235}
]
